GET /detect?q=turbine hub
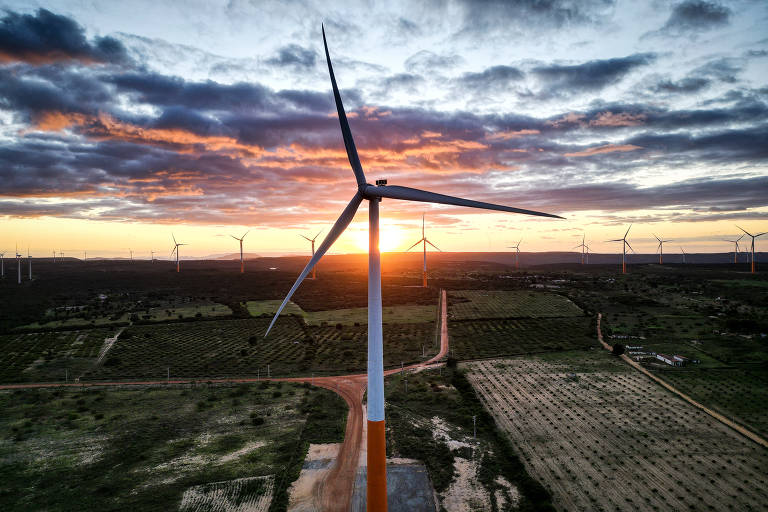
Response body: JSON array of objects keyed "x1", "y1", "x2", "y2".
[{"x1": 375, "y1": 179, "x2": 387, "y2": 186}]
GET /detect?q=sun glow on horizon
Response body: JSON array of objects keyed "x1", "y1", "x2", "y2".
[{"x1": 350, "y1": 222, "x2": 406, "y2": 253}]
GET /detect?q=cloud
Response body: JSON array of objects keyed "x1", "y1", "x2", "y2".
[
  {"x1": 658, "y1": 0, "x2": 731, "y2": 34},
  {"x1": 0, "y1": 9, "x2": 129, "y2": 64},
  {"x1": 404, "y1": 50, "x2": 463, "y2": 74},
  {"x1": 652, "y1": 76, "x2": 711, "y2": 94},
  {"x1": 533, "y1": 53, "x2": 656, "y2": 95},
  {"x1": 564, "y1": 144, "x2": 643, "y2": 157},
  {"x1": 456, "y1": 65, "x2": 525, "y2": 92},
  {"x1": 265, "y1": 44, "x2": 317, "y2": 70}
]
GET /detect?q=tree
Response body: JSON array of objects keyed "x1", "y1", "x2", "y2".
[{"x1": 612, "y1": 344, "x2": 625, "y2": 356}]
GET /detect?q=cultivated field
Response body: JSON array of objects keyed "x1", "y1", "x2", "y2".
[
  {"x1": 0, "y1": 328, "x2": 114, "y2": 383},
  {"x1": 448, "y1": 290, "x2": 583, "y2": 320},
  {"x1": 0, "y1": 382, "x2": 344, "y2": 511},
  {"x1": 246, "y1": 299, "x2": 436, "y2": 326},
  {"x1": 465, "y1": 352, "x2": 768, "y2": 512}
]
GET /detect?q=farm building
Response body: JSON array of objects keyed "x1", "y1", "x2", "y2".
[{"x1": 656, "y1": 354, "x2": 683, "y2": 366}]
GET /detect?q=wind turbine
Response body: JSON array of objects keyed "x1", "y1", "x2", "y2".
[
  {"x1": 151, "y1": 250, "x2": 156, "y2": 263},
  {"x1": 83, "y1": 250, "x2": 87, "y2": 262},
  {"x1": 27, "y1": 247, "x2": 32, "y2": 280},
  {"x1": 507, "y1": 240, "x2": 521, "y2": 269},
  {"x1": 170, "y1": 234, "x2": 187, "y2": 273},
  {"x1": 654, "y1": 234, "x2": 672, "y2": 264},
  {"x1": 52, "y1": 250, "x2": 56, "y2": 262},
  {"x1": 16, "y1": 245, "x2": 22, "y2": 284},
  {"x1": 725, "y1": 235, "x2": 743, "y2": 264},
  {"x1": 406, "y1": 215, "x2": 441, "y2": 287},
  {"x1": 574, "y1": 234, "x2": 588, "y2": 265},
  {"x1": 264, "y1": 26, "x2": 562, "y2": 512},
  {"x1": 737, "y1": 226, "x2": 766, "y2": 273},
  {"x1": 607, "y1": 225, "x2": 633, "y2": 274},
  {"x1": 300, "y1": 229, "x2": 323, "y2": 279},
  {"x1": 680, "y1": 246, "x2": 686, "y2": 264},
  {"x1": 129, "y1": 248, "x2": 133, "y2": 262},
  {"x1": 230, "y1": 230, "x2": 250, "y2": 274},
  {"x1": 0, "y1": 251, "x2": 4, "y2": 278}
]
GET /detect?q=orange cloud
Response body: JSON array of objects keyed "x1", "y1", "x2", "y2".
[
  {"x1": 589, "y1": 112, "x2": 646, "y2": 127},
  {"x1": 564, "y1": 144, "x2": 643, "y2": 157},
  {"x1": 486, "y1": 129, "x2": 540, "y2": 140}
]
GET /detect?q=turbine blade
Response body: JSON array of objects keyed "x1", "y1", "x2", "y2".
[
  {"x1": 756, "y1": 232, "x2": 767, "y2": 237},
  {"x1": 406, "y1": 238, "x2": 423, "y2": 251},
  {"x1": 230, "y1": 235, "x2": 239, "y2": 240},
  {"x1": 313, "y1": 228, "x2": 323, "y2": 241},
  {"x1": 653, "y1": 233, "x2": 660, "y2": 242},
  {"x1": 242, "y1": 230, "x2": 250, "y2": 239},
  {"x1": 363, "y1": 185, "x2": 562, "y2": 219},
  {"x1": 265, "y1": 192, "x2": 364, "y2": 337},
  {"x1": 172, "y1": 233, "x2": 177, "y2": 245},
  {"x1": 624, "y1": 224, "x2": 632, "y2": 238},
  {"x1": 607, "y1": 239, "x2": 623, "y2": 242},
  {"x1": 300, "y1": 235, "x2": 313, "y2": 242},
  {"x1": 736, "y1": 225, "x2": 752, "y2": 237},
  {"x1": 425, "y1": 239, "x2": 442, "y2": 252},
  {"x1": 626, "y1": 240, "x2": 635, "y2": 253},
  {"x1": 322, "y1": 25, "x2": 366, "y2": 187}
]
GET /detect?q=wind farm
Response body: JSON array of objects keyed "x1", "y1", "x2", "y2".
[{"x1": 1, "y1": 3, "x2": 768, "y2": 512}]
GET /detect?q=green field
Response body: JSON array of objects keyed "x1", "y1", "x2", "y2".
[
  {"x1": 246, "y1": 300, "x2": 436, "y2": 326},
  {"x1": 448, "y1": 290, "x2": 583, "y2": 320},
  {"x1": 0, "y1": 329, "x2": 114, "y2": 383},
  {"x1": 0, "y1": 382, "x2": 345, "y2": 512}
]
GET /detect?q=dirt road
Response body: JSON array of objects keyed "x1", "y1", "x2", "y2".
[
  {"x1": 0, "y1": 289, "x2": 451, "y2": 511},
  {"x1": 596, "y1": 312, "x2": 768, "y2": 449}
]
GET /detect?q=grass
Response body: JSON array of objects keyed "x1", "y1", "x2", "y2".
[
  {"x1": 0, "y1": 382, "x2": 344, "y2": 512},
  {"x1": 246, "y1": 300, "x2": 436, "y2": 326}
]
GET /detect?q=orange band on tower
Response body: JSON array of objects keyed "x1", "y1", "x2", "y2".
[{"x1": 367, "y1": 420, "x2": 387, "y2": 512}]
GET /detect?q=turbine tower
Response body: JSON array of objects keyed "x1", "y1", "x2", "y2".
[
  {"x1": 52, "y1": 250, "x2": 56, "y2": 262},
  {"x1": 725, "y1": 235, "x2": 743, "y2": 264},
  {"x1": 151, "y1": 250, "x2": 156, "y2": 263},
  {"x1": 231, "y1": 230, "x2": 250, "y2": 274},
  {"x1": 654, "y1": 234, "x2": 672, "y2": 264},
  {"x1": 507, "y1": 240, "x2": 521, "y2": 269},
  {"x1": 300, "y1": 229, "x2": 323, "y2": 279},
  {"x1": 406, "y1": 215, "x2": 441, "y2": 287},
  {"x1": 16, "y1": 245, "x2": 22, "y2": 284},
  {"x1": 607, "y1": 225, "x2": 633, "y2": 274},
  {"x1": 574, "y1": 234, "x2": 588, "y2": 264},
  {"x1": 27, "y1": 247, "x2": 32, "y2": 280},
  {"x1": 170, "y1": 234, "x2": 187, "y2": 273},
  {"x1": 737, "y1": 226, "x2": 766, "y2": 273},
  {"x1": 0, "y1": 251, "x2": 4, "y2": 278},
  {"x1": 83, "y1": 250, "x2": 87, "y2": 262},
  {"x1": 680, "y1": 246, "x2": 686, "y2": 264},
  {"x1": 265, "y1": 26, "x2": 562, "y2": 512}
]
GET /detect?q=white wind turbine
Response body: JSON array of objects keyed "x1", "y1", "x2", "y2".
[
  {"x1": 27, "y1": 247, "x2": 32, "y2": 280},
  {"x1": 264, "y1": 25, "x2": 562, "y2": 511},
  {"x1": 680, "y1": 246, "x2": 687, "y2": 264},
  {"x1": 15, "y1": 244, "x2": 22, "y2": 284},
  {"x1": 300, "y1": 229, "x2": 323, "y2": 279},
  {"x1": 151, "y1": 250, "x2": 156, "y2": 263},
  {"x1": 574, "y1": 234, "x2": 589, "y2": 264},
  {"x1": 725, "y1": 234, "x2": 743, "y2": 264},
  {"x1": 0, "y1": 251, "x2": 4, "y2": 278},
  {"x1": 405, "y1": 214, "x2": 441, "y2": 287},
  {"x1": 170, "y1": 234, "x2": 187, "y2": 273},
  {"x1": 654, "y1": 233, "x2": 672, "y2": 264},
  {"x1": 507, "y1": 239, "x2": 522, "y2": 269},
  {"x1": 607, "y1": 225, "x2": 633, "y2": 274},
  {"x1": 231, "y1": 230, "x2": 250, "y2": 274},
  {"x1": 737, "y1": 226, "x2": 766, "y2": 274}
]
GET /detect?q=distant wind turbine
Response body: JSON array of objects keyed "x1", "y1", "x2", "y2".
[
  {"x1": 654, "y1": 234, "x2": 672, "y2": 264},
  {"x1": 680, "y1": 246, "x2": 686, "y2": 264},
  {"x1": 607, "y1": 225, "x2": 633, "y2": 274},
  {"x1": 151, "y1": 250, "x2": 156, "y2": 263},
  {"x1": 574, "y1": 234, "x2": 588, "y2": 265},
  {"x1": 231, "y1": 230, "x2": 250, "y2": 274},
  {"x1": 725, "y1": 235, "x2": 743, "y2": 264},
  {"x1": 16, "y1": 245, "x2": 22, "y2": 284},
  {"x1": 737, "y1": 226, "x2": 766, "y2": 273},
  {"x1": 170, "y1": 234, "x2": 187, "y2": 273},
  {"x1": 52, "y1": 250, "x2": 56, "y2": 262},
  {"x1": 0, "y1": 251, "x2": 4, "y2": 278},
  {"x1": 83, "y1": 250, "x2": 87, "y2": 262},
  {"x1": 406, "y1": 215, "x2": 441, "y2": 287},
  {"x1": 300, "y1": 229, "x2": 323, "y2": 279},
  {"x1": 27, "y1": 247, "x2": 32, "y2": 280},
  {"x1": 507, "y1": 240, "x2": 522, "y2": 269},
  {"x1": 264, "y1": 25, "x2": 562, "y2": 511}
]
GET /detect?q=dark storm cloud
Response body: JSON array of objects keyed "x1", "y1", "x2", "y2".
[
  {"x1": 456, "y1": 65, "x2": 525, "y2": 91},
  {"x1": 0, "y1": 8, "x2": 129, "y2": 64},
  {"x1": 533, "y1": 53, "x2": 655, "y2": 94},
  {"x1": 652, "y1": 77, "x2": 711, "y2": 94},
  {"x1": 455, "y1": 0, "x2": 616, "y2": 34},
  {"x1": 265, "y1": 44, "x2": 317, "y2": 70},
  {"x1": 659, "y1": 0, "x2": 731, "y2": 33}
]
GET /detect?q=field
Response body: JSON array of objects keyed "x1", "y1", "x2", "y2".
[
  {"x1": 0, "y1": 381, "x2": 346, "y2": 512},
  {"x1": 448, "y1": 290, "x2": 583, "y2": 320},
  {"x1": 465, "y1": 352, "x2": 768, "y2": 512},
  {"x1": 0, "y1": 328, "x2": 114, "y2": 383},
  {"x1": 246, "y1": 299, "x2": 437, "y2": 326}
]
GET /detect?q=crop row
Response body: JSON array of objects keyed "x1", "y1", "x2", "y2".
[{"x1": 448, "y1": 290, "x2": 583, "y2": 320}]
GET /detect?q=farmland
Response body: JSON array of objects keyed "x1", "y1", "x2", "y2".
[
  {"x1": 246, "y1": 299, "x2": 437, "y2": 326},
  {"x1": 0, "y1": 381, "x2": 345, "y2": 512},
  {"x1": 465, "y1": 352, "x2": 768, "y2": 512},
  {"x1": 448, "y1": 290, "x2": 583, "y2": 320}
]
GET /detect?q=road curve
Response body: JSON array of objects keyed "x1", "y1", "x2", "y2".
[{"x1": 596, "y1": 313, "x2": 768, "y2": 449}]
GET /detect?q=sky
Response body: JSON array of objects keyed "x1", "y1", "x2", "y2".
[{"x1": 0, "y1": 0, "x2": 766, "y2": 258}]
